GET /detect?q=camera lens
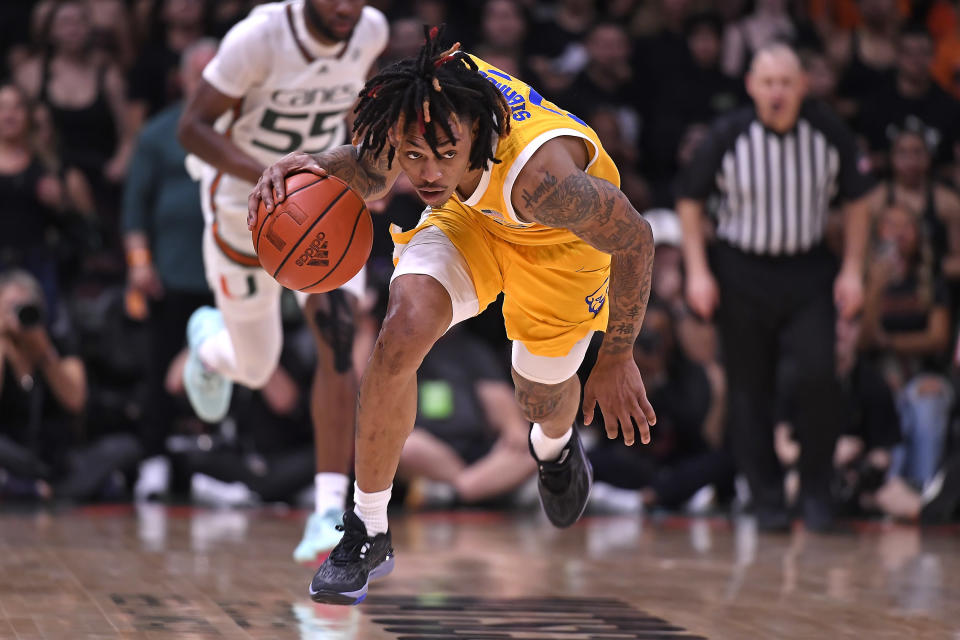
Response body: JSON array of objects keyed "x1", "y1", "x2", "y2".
[{"x1": 16, "y1": 303, "x2": 42, "y2": 328}]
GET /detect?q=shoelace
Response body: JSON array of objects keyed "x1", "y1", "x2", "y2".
[
  {"x1": 538, "y1": 451, "x2": 573, "y2": 493},
  {"x1": 195, "y1": 366, "x2": 223, "y2": 393},
  {"x1": 329, "y1": 523, "x2": 369, "y2": 566}
]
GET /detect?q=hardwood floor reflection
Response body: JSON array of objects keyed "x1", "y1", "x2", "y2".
[{"x1": 0, "y1": 506, "x2": 958, "y2": 639}]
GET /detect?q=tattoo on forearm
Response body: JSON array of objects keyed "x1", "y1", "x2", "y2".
[
  {"x1": 318, "y1": 146, "x2": 388, "y2": 199},
  {"x1": 524, "y1": 169, "x2": 656, "y2": 357},
  {"x1": 601, "y1": 242, "x2": 654, "y2": 356}
]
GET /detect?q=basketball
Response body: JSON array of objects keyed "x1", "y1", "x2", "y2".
[{"x1": 252, "y1": 172, "x2": 372, "y2": 294}]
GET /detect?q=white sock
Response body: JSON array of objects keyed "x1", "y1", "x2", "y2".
[
  {"x1": 315, "y1": 472, "x2": 349, "y2": 514},
  {"x1": 197, "y1": 328, "x2": 236, "y2": 374},
  {"x1": 530, "y1": 422, "x2": 572, "y2": 462},
  {"x1": 353, "y1": 482, "x2": 391, "y2": 535}
]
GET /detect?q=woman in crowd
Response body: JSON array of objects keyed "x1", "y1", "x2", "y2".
[
  {"x1": 15, "y1": 0, "x2": 136, "y2": 199},
  {"x1": 827, "y1": 0, "x2": 900, "y2": 115},
  {"x1": 861, "y1": 204, "x2": 953, "y2": 490},
  {"x1": 0, "y1": 83, "x2": 68, "y2": 314},
  {"x1": 865, "y1": 127, "x2": 960, "y2": 285}
]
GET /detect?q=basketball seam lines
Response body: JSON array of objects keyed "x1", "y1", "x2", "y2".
[
  {"x1": 299, "y1": 202, "x2": 366, "y2": 291},
  {"x1": 254, "y1": 175, "x2": 327, "y2": 254},
  {"x1": 272, "y1": 186, "x2": 350, "y2": 278}
]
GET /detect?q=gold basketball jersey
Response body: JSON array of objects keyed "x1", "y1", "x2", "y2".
[
  {"x1": 391, "y1": 54, "x2": 621, "y2": 356},
  {"x1": 450, "y1": 55, "x2": 621, "y2": 244}
]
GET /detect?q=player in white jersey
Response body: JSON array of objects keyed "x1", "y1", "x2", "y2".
[{"x1": 177, "y1": 0, "x2": 388, "y2": 562}]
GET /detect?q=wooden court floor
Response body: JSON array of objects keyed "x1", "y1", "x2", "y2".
[{"x1": 1, "y1": 506, "x2": 959, "y2": 640}]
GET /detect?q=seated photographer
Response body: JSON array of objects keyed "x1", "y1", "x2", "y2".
[
  {"x1": 397, "y1": 326, "x2": 536, "y2": 508},
  {"x1": 0, "y1": 269, "x2": 140, "y2": 502},
  {"x1": 0, "y1": 269, "x2": 84, "y2": 500}
]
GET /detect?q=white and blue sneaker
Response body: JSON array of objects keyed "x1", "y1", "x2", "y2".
[
  {"x1": 294, "y1": 508, "x2": 345, "y2": 563},
  {"x1": 183, "y1": 306, "x2": 232, "y2": 423}
]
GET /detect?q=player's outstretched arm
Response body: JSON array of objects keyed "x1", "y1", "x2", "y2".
[
  {"x1": 512, "y1": 137, "x2": 657, "y2": 446},
  {"x1": 178, "y1": 79, "x2": 265, "y2": 184},
  {"x1": 247, "y1": 145, "x2": 400, "y2": 229}
]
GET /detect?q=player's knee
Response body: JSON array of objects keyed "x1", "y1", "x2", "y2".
[
  {"x1": 239, "y1": 366, "x2": 274, "y2": 390},
  {"x1": 306, "y1": 290, "x2": 355, "y2": 374},
  {"x1": 374, "y1": 277, "x2": 449, "y2": 375},
  {"x1": 234, "y1": 336, "x2": 282, "y2": 389}
]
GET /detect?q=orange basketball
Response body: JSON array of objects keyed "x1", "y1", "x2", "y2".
[{"x1": 252, "y1": 172, "x2": 372, "y2": 294}]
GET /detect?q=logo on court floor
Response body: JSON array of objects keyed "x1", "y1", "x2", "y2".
[{"x1": 364, "y1": 595, "x2": 704, "y2": 639}]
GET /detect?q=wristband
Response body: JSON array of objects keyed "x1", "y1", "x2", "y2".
[{"x1": 127, "y1": 247, "x2": 152, "y2": 267}]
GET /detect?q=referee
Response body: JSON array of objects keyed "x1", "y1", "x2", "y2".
[{"x1": 675, "y1": 44, "x2": 872, "y2": 532}]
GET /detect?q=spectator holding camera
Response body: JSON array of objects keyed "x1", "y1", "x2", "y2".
[
  {"x1": 861, "y1": 204, "x2": 953, "y2": 490},
  {"x1": 0, "y1": 269, "x2": 85, "y2": 500},
  {"x1": 0, "y1": 269, "x2": 142, "y2": 502}
]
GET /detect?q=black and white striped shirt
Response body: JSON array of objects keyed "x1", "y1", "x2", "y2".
[{"x1": 677, "y1": 100, "x2": 874, "y2": 256}]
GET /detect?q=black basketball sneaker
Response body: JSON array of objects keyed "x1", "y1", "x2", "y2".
[
  {"x1": 308, "y1": 510, "x2": 395, "y2": 605},
  {"x1": 530, "y1": 426, "x2": 593, "y2": 528}
]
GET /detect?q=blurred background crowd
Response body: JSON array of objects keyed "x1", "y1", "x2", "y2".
[{"x1": 2, "y1": 0, "x2": 960, "y2": 527}]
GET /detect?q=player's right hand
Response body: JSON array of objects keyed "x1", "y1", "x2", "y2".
[
  {"x1": 685, "y1": 267, "x2": 720, "y2": 320},
  {"x1": 248, "y1": 152, "x2": 328, "y2": 229}
]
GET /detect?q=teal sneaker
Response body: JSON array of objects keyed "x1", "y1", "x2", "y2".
[
  {"x1": 183, "y1": 306, "x2": 232, "y2": 423},
  {"x1": 294, "y1": 509, "x2": 344, "y2": 563}
]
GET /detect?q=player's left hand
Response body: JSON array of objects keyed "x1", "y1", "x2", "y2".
[
  {"x1": 248, "y1": 152, "x2": 327, "y2": 228},
  {"x1": 583, "y1": 355, "x2": 656, "y2": 446},
  {"x1": 834, "y1": 267, "x2": 864, "y2": 320}
]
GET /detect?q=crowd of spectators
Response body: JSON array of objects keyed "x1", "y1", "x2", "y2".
[{"x1": 2, "y1": 0, "x2": 960, "y2": 528}]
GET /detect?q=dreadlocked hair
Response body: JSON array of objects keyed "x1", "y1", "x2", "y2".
[{"x1": 352, "y1": 25, "x2": 511, "y2": 171}]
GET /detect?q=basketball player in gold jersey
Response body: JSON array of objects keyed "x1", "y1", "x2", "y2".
[{"x1": 248, "y1": 27, "x2": 657, "y2": 605}]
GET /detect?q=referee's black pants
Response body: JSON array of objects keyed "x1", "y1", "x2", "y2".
[{"x1": 711, "y1": 242, "x2": 845, "y2": 510}]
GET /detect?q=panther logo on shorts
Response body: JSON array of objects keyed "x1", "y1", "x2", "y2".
[{"x1": 586, "y1": 278, "x2": 608, "y2": 317}]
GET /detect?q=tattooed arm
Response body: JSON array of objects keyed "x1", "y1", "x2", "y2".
[
  {"x1": 247, "y1": 145, "x2": 399, "y2": 227},
  {"x1": 512, "y1": 137, "x2": 657, "y2": 445}
]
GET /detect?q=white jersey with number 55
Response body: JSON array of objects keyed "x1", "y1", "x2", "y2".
[{"x1": 199, "y1": 0, "x2": 387, "y2": 251}]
